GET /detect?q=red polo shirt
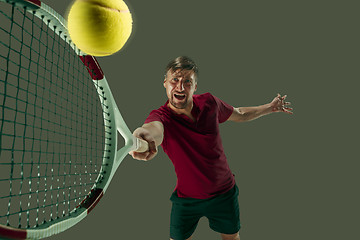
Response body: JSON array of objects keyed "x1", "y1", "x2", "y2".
[{"x1": 145, "y1": 92, "x2": 235, "y2": 199}]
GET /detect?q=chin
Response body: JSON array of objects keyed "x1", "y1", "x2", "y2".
[
  {"x1": 170, "y1": 99, "x2": 187, "y2": 109},
  {"x1": 172, "y1": 103, "x2": 187, "y2": 109}
]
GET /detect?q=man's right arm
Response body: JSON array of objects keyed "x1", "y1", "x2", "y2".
[{"x1": 129, "y1": 121, "x2": 164, "y2": 161}]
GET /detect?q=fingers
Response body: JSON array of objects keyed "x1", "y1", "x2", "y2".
[
  {"x1": 272, "y1": 106, "x2": 293, "y2": 114},
  {"x1": 148, "y1": 139, "x2": 157, "y2": 154},
  {"x1": 275, "y1": 94, "x2": 285, "y2": 106},
  {"x1": 281, "y1": 95, "x2": 292, "y2": 106},
  {"x1": 130, "y1": 141, "x2": 158, "y2": 161},
  {"x1": 274, "y1": 93, "x2": 293, "y2": 114},
  {"x1": 277, "y1": 93, "x2": 287, "y2": 102},
  {"x1": 283, "y1": 107, "x2": 293, "y2": 114},
  {"x1": 130, "y1": 148, "x2": 157, "y2": 161},
  {"x1": 130, "y1": 127, "x2": 158, "y2": 161}
]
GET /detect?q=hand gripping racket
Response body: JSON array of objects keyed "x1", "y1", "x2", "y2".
[{"x1": 0, "y1": 0, "x2": 147, "y2": 239}]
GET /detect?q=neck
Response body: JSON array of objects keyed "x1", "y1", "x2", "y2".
[{"x1": 168, "y1": 99, "x2": 193, "y2": 115}]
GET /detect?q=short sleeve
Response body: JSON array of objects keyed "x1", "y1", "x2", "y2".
[
  {"x1": 212, "y1": 94, "x2": 234, "y2": 123},
  {"x1": 144, "y1": 109, "x2": 163, "y2": 124}
]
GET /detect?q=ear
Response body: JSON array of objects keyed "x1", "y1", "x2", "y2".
[
  {"x1": 163, "y1": 78, "x2": 167, "y2": 88},
  {"x1": 194, "y1": 83, "x2": 198, "y2": 92}
]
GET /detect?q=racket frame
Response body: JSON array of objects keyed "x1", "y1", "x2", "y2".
[{"x1": 0, "y1": 0, "x2": 142, "y2": 238}]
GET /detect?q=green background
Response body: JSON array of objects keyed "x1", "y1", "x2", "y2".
[{"x1": 40, "y1": 0, "x2": 358, "y2": 239}]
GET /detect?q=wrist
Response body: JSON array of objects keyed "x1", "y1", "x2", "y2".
[{"x1": 264, "y1": 103, "x2": 273, "y2": 114}]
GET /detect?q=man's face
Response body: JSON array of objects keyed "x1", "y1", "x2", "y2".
[{"x1": 163, "y1": 69, "x2": 197, "y2": 110}]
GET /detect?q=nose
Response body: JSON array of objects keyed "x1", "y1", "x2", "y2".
[{"x1": 175, "y1": 80, "x2": 185, "y2": 92}]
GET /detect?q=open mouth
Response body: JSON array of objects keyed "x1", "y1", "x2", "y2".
[{"x1": 174, "y1": 93, "x2": 186, "y2": 101}]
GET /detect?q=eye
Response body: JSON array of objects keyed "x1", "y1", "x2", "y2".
[
  {"x1": 184, "y1": 79, "x2": 192, "y2": 85},
  {"x1": 172, "y1": 78, "x2": 179, "y2": 82}
]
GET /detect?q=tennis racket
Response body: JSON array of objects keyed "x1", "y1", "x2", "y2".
[{"x1": 0, "y1": 0, "x2": 147, "y2": 239}]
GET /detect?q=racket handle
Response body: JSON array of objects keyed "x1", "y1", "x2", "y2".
[{"x1": 134, "y1": 137, "x2": 149, "y2": 153}]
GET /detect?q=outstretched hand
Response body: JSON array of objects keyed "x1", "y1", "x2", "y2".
[
  {"x1": 270, "y1": 93, "x2": 293, "y2": 114},
  {"x1": 129, "y1": 127, "x2": 158, "y2": 161}
]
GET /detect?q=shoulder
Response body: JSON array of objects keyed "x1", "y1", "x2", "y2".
[
  {"x1": 151, "y1": 102, "x2": 171, "y2": 115},
  {"x1": 193, "y1": 92, "x2": 215, "y2": 104},
  {"x1": 145, "y1": 103, "x2": 171, "y2": 124},
  {"x1": 194, "y1": 92, "x2": 213, "y2": 100},
  {"x1": 201, "y1": 92, "x2": 229, "y2": 107}
]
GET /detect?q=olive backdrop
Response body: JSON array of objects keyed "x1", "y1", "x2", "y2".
[{"x1": 31, "y1": 0, "x2": 359, "y2": 239}]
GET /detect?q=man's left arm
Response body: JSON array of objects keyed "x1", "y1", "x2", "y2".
[{"x1": 227, "y1": 93, "x2": 293, "y2": 123}]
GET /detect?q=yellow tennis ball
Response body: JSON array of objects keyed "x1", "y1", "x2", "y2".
[{"x1": 67, "y1": 0, "x2": 133, "y2": 56}]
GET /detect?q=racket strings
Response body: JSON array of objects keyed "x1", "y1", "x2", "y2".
[{"x1": 0, "y1": 3, "x2": 106, "y2": 229}]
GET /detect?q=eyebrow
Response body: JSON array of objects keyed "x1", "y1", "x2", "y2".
[{"x1": 172, "y1": 74, "x2": 193, "y2": 78}]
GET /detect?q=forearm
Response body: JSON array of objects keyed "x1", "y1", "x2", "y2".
[{"x1": 233, "y1": 103, "x2": 273, "y2": 122}]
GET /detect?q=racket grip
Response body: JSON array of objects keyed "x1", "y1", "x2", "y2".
[{"x1": 134, "y1": 137, "x2": 149, "y2": 153}]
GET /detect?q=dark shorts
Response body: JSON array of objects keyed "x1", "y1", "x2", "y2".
[{"x1": 169, "y1": 184, "x2": 241, "y2": 240}]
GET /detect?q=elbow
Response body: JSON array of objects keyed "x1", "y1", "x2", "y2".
[{"x1": 232, "y1": 108, "x2": 249, "y2": 122}]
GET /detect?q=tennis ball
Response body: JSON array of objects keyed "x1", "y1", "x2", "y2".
[{"x1": 67, "y1": 0, "x2": 133, "y2": 56}]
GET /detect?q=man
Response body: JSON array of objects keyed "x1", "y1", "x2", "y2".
[{"x1": 130, "y1": 56, "x2": 293, "y2": 240}]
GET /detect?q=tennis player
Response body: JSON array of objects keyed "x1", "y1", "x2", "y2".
[{"x1": 130, "y1": 56, "x2": 293, "y2": 240}]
